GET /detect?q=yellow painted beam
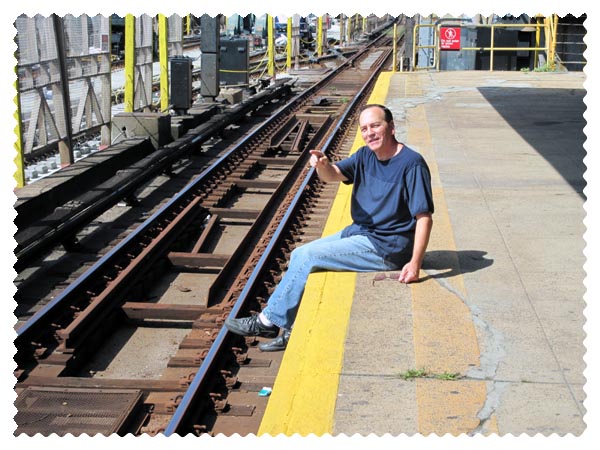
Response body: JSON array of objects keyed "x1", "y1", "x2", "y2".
[
  {"x1": 317, "y1": 16, "x2": 323, "y2": 57},
  {"x1": 158, "y1": 15, "x2": 169, "y2": 113},
  {"x1": 267, "y1": 15, "x2": 275, "y2": 77},
  {"x1": 286, "y1": 17, "x2": 292, "y2": 70},
  {"x1": 13, "y1": 78, "x2": 25, "y2": 188},
  {"x1": 124, "y1": 15, "x2": 136, "y2": 113}
]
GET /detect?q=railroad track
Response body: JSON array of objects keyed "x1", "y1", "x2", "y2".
[
  {"x1": 14, "y1": 24, "x2": 402, "y2": 436},
  {"x1": 110, "y1": 45, "x2": 359, "y2": 108}
]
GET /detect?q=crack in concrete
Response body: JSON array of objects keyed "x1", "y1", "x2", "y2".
[
  {"x1": 423, "y1": 269, "x2": 507, "y2": 434},
  {"x1": 468, "y1": 381, "x2": 509, "y2": 436}
]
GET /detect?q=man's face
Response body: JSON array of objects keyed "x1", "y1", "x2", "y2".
[{"x1": 359, "y1": 107, "x2": 395, "y2": 154}]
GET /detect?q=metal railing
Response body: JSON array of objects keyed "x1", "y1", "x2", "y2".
[{"x1": 412, "y1": 15, "x2": 559, "y2": 72}]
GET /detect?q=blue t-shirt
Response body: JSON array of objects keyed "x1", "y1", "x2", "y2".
[{"x1": 335, "y1": 144, "x2": 434, "y2": 265}]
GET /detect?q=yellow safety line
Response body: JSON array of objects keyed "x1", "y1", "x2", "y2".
[
  {"x1": 258, "y1": 72, "x2": 393, "y2": 436},
  {"x1": 402, "y1": 74, "x2": 494, "y2": 435}
]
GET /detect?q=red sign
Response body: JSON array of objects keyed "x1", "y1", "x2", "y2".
[{"x1": 440, "y1": 27, "x2": 461, "y2": 50}]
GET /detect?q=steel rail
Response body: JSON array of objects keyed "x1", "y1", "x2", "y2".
[
  {"x1": 164, "y1": 39, "x2": 396, "y2": 436},
  {"x1": 16, "y1": 115, "x2": 279, "y2": 347},
  {"x1": 15, "y1": 30, "x2": 389, "y2": 353},
  {"x1": 14, "y1": 82, "x2": 292, "y2": 272},
  {"x1": 14, "y1": 24, "x2": 400, "y2": 436}
]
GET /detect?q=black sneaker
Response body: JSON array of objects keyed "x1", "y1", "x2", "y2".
[
  {"x1": 258, "y1": 330, "x2": 291, "y2": 352},
  {"x1": 225, "y1": 314, "x2": 279, "y2": 338}
]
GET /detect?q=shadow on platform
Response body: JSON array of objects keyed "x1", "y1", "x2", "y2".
[
  {"x1": 420, "y1": 249, "x2": 494, "y2": 282},
  {"x1": 479, "y1": 86, "x2": 587, "y2": 199}
]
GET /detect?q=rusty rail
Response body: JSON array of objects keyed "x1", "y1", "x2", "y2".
[{"x1": 14, "y1": 23, "x2": 401, "y2": 436}]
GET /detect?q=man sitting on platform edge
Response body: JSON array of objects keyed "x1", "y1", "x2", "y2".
[{"x1": 225, "y1": 104, "x2": 435, "y2": 352}]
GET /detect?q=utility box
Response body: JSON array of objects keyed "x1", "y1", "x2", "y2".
[
  {"x1": 200, "y1": 53, "x2": 220, "y2": 98},
  {"x1": 200, "y1": 14, "x2": 220, "y2": 100},
  {"x1": 111, "y1": 112, "x2": 172, "y2": 150},
  {"x1": 170, "y1": 57, "x2": 193, "y2": 113},
  {"x1": 220, "y1": 87, "x2": 244, "y2": 104},
  {"x1": 220, "y1": 38, "x2": 249, "y2": 86},
  {"x1": 200, "y1": 14, "x2": 220, "y2": 53}
]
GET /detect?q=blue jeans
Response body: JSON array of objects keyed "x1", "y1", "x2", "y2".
[{"x1": 262, "y1": 231, "x2": 400, "y2": 330}]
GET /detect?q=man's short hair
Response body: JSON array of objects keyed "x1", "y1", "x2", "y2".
[{"x1": 360, "y1": 104, "x2": 394, "y2": 123}]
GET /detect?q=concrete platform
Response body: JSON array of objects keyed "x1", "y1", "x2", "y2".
[{"x1": 258, "y1": 70, "x2": 588, "y2": 438}]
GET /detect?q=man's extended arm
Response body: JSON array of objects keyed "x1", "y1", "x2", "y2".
[{"x1": 309, "y1": 150, "x2": 348, "y2": 182}]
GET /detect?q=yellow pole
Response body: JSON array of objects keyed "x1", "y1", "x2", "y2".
[
  {"x1": 490, "y1": 24, "x2": 495, "y2": 71},
  {"x1": 413, "y1": 24, "x2": 417, "y2": 69},
  {"x1": 550, "y1": 14, "x2": 558, "y2": 69},
  {"x1": 158, "y1": 14, "x2": 169, "y2": 113},
  {"x1": 317, "y1": 16, "x2": 323, "y2": 57},
  {"x1": 124, "y1": 14, "x2": 136, "y2": 112},
  {"x1": 13, "y1": 77, "x2": 25, "y2": 188},
  {"x1": 393, "y1": 23, "x2": 397, "y2": 72},
  {"x1": 436, "y1": 25, "x2": 440, "y2": 71},
  {"x1": 286, "y1": 17, "x2": 292, "y2": 70},
  {"x1": 348, "y1": 14, "x2": 353, "y2": 43},
  {"x1": 545, "y1": 16, "x2": 552, "y2": 68},
  {"x1": 267, "y1": 15, "x2": 275, "y2": 77},
  {"x1": 534, "y1": 15, "x2": 541, "y2": 69}
]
